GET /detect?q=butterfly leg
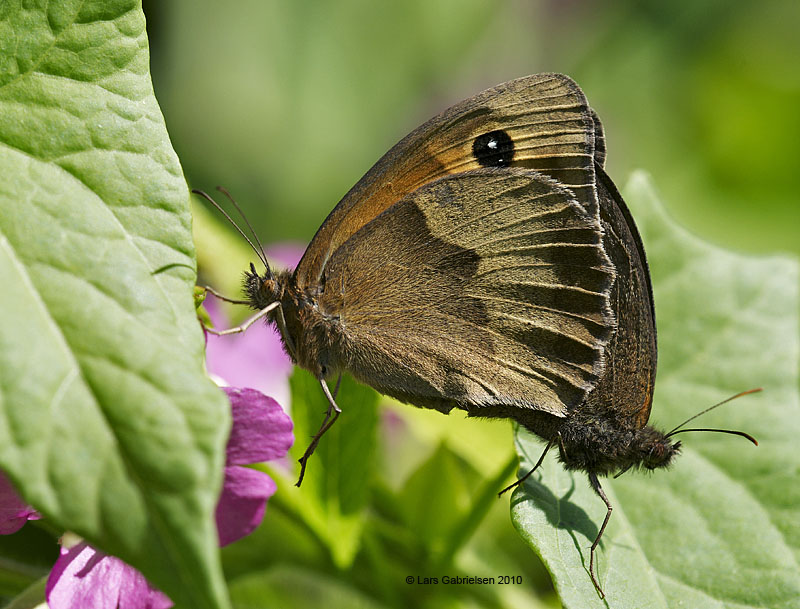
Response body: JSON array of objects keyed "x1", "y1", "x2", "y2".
[
  {"x1": 588, "y1": 472, "x2": 611, "y2": 598},
  {"x1": 332, "y1": 372, "x2": 343, "y2": 399},
  {"x1": 201, "y1": 285, "x2": 250, "y2": 305},
  {"x1": 296, "y1": 378, "x2": 343, "y2": 487},
  {"x1": 204, "y1": 301, "x2": 279, "y2": 336},
  {"x1": 497, "y1": 436, "x2": 555, "y2": 497}
]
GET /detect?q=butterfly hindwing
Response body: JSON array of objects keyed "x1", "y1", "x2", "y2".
[{"x1": 585, "y1": 167, "x2": 657, "y2": 429}]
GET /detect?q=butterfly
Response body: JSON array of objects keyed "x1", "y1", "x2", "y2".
[{"x1": 196, "y1": 73, "x2": 757, "y2": 596}]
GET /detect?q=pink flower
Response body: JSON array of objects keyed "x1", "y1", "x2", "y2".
[
  {"x1": 216, "y1": 387, "x2": 293, "y2": 545},
  {"x1": 0, "y1": 472, "x2": 40, "y2": 534},
  {"x1": 44, "y1": 387, "x2": 293, "y2": 609},
  {"x1": 46, "y1": 543, "x2": 172, "y2": 609}
]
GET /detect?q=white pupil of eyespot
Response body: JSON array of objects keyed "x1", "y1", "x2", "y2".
[{"x1": 488, "y1": 140, "x2": 497, "y2": 149}]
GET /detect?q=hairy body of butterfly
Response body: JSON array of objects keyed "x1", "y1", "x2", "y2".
[{"x1": 230, "y1": 73, "x2": 754, "y2": 597}]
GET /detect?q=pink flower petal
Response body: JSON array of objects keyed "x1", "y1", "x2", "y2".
[
  {"x1": 0, "y1": 472, "x2": 40, "y2": 534},
  {"x1": 46, "y1": 542, "x2": 172, "y2": 609},
  {"x1": 223, "y1": 387, "x2": 293, "y2": 465},
  {"x1": 216, "y1": 466, "x2": 276, "y2": 546}
]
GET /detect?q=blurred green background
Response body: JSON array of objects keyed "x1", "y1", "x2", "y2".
[
  {"x1": 140, "y1": 1, "x2": 798, "y2": 608},
  {"x1": 145, "y1": 0, "x2": 798, "y2": 259}
]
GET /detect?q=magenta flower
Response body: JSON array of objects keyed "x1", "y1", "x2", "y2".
[
  {"x1": 216, "y1": 387, "x2": 293, "y2": 545},
  {"x1": 0, "y1": 472, "x2": 40, "y2": 534},
  {"x1": 43, "y1": 387, "x2": 293, "y2": 609},
  {"x1": 46, "y1": 543, "x2": 172, "y2": 609}
]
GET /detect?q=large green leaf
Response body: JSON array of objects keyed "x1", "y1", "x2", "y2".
[
  {"x1": 511, "y1": 172, "x2": 800, "y2": 608},
  {"x1": 0, "y1": 3, "x2": 230, "y2": 608}
]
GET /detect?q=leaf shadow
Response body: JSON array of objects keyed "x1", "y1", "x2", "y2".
[
  {"x1": 516, "y1": 473, "x2": 599, "y2": 542},
  {"x1": 511, "y1": 470, "x2": 611, "y2": 604}
]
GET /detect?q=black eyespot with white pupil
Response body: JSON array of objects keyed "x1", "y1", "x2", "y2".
[{"x1": 473, "y1": 130, "x2": 514, "y2": 168}]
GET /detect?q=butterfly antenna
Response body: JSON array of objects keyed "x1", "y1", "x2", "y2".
[
  {"x1": 664, "y1": 388, "x2": 761, "y2": 444},
  {"x1": 216, "y1": 186, "x2": 269, "y2": 274},
  {"x1": 192, "y1": 189, "x2": 271, "y2": 273}
]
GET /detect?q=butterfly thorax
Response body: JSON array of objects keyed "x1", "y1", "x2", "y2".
[
  {"x1": 555, "y1": 411, "x2": 680, "y2": 477},
  {"x1": 245, "y1": 266, "x2": 343, "y2": 378}
]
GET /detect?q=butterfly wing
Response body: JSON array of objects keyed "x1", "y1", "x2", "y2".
[
  {"x1": 294, "y1": 74, "x2": 603, "y2": 290},
  {"x1": 584, "y1": 167, "x2": 657, "y2": 428},
  {"x1": 318, "y1": 169, "x2": 615, "y2": 417},
  {"x1": 590, "y1": 109, "x2": 606, "y2": 168}
]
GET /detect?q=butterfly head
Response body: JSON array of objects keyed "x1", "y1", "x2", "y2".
[
  {"x1": 637, "y1": 429, "x2": 681, "y2": 470},
  {"x1": 244, "y1": 262, "x2": 284, "y2": 311},
  {"x1": 615, "y1": 389, "x2": 761, "y2": 478}
]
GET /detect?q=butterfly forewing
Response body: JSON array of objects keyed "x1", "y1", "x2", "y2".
[
  {"x1": 294, "y1": 74, "x2": 602, "y2": 290},
  {"x1": 318, "y1": 169, "x2": 615, "y2": 417}
]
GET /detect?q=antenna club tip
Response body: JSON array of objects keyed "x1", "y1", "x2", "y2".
[{"x1": 742, "y1": 432, "x2": 759, "y2": 446}]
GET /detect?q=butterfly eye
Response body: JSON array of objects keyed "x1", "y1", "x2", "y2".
[{"x1": 472, "y1": 129, "x2": 514, "y2": 168}]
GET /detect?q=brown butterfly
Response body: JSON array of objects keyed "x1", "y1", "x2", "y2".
[{"x1": 196, "y1": 73, "x2": 757, "y2": 597}]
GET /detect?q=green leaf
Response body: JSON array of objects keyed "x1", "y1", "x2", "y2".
[
  {"x1": 395, "y1": 443, "x2": 517, "y2": 568},
  {"x1": 0, "y1": 3, "x2": 230, "y2": 608},
  {"x1": 289, "y1": 370, "x2": 379, "y2": 569},
  {"x1": 511, "y1": 172, "x2": 800, "y2": 608},
  {"x1": 397, "y1": 443, "x2": 482, "y2": 563},
  {"x1": 0, "y1": 525, "x2": 57, "y2": 596},
  {"x1": 3, "y1": 576, "x2": 47, "y2": 609},
  {"x1": 438, "y1": 453, "x2": 519, "y2": 569}
]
